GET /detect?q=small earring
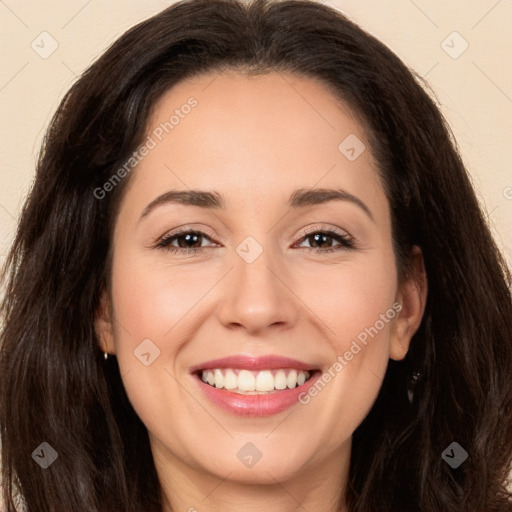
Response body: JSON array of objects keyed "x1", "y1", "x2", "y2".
[
  {"x1": 407, "y1": 371, "x2": 421, "y2": 404},
  {"x1": 104, "y1": 352, "x2": 109, "y2": 360}
]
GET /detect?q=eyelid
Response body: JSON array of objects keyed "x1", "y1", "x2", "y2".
[
  {"x1": 158, "y1": 224, "x2": 219, "y2": 241},
  {"x1": 295, "y1": 224, "x2": 353, "y2": 244}
]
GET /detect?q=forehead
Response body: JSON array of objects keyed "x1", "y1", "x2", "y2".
[{"x1": 120, "y1": 71, "x2": 386, "y2": 218}]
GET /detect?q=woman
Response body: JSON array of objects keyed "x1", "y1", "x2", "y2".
[{"x1": 1, "y1": 0, "x2": 511, "y2": 510}]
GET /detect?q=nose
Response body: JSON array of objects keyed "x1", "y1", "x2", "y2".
[{"x1": 216, "y1": 243, "x2": 300, "y2": 335}]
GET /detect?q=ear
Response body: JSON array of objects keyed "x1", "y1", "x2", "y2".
[
  {"x1": 389, "y1": 245, "x2": 428, "y2": 361},
  {"x1": 95, "y1": 289, "x2": 115, "y2": 355}
]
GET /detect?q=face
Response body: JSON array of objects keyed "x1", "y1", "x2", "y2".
[{"x1": 96, "y1": 71, "x2": 426, "y2": 493}]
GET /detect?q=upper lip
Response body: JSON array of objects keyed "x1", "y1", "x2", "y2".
[{"x1": 190, "y1": 355, "x2": 318, "y2": 373}]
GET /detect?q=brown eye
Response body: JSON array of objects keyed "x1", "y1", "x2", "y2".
[
  {"x1": 156, "y1": 230, "x2": 217, "y2": 254},
  {"x1": 295, "y1": 229, "x2": 354, "y2": 252}
]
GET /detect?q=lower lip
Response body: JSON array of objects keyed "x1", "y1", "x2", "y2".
[{"x1": 194, "y1": 371, "x2": 321, "y2": 416}]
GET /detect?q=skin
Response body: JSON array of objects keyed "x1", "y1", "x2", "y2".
[{"x1": 95, "y1": 71, "x2": 427, "y2": 512}]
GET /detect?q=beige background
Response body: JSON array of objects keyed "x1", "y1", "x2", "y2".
[{"x1": 0, "y1": 0, "x2": 511, "y2": 269}]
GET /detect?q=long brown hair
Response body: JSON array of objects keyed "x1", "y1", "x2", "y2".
[{"x1": 1, "y1": 1, "x2": 511, "y2": 510}]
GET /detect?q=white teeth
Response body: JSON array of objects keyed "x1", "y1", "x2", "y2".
[
  {"x1": 238, "y1": 370, "x2": 255, "y2": 391},
  {"x1": 287, "y1": 370, "x2": 297, "y2": 389},
  {"x1": 214, "y1": 369, "x2": 224, "y2": 388},
  {"x1": 274, "y1": 370, "x2": 288, "y2": 390},
  {"x1": 199, "y1": 368, "x2": 312, "y2": 393},
  {"x1": 255, "y1": 370, "x2": 274, "y2": 392},
  {"x1": 223, "y1": 369, "x2": 238, "y2": 390}
]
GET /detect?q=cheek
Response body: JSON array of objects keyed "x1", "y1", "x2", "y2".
[
  {"x1": 106, "y1": 253, "x2": 202, "y2": 441},
  {"x1": 296, "y1": 251, "x2": 398, "y2": 426},
  {"x1": 106, "y1": 250, "x2": 221, "y2": 415},
  {"x1": 304, "y1": 249, "x2": 398, "y2": 350},
  {"x1": 110, "y1": 250, "x2": 216, "y2": 350}
]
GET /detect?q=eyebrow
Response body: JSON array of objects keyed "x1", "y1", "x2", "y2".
[{"x1": 139, "y1": 187, "x2": 374, "y2": 222}]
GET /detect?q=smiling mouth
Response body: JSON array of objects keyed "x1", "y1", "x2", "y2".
[{"x1": 195, "y1": 368, "x2": 317, "y2": 395}]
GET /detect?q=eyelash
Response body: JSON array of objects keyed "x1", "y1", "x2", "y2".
[{"x1": 154, "y1": 225, "x2": 355, "y2": 255}]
